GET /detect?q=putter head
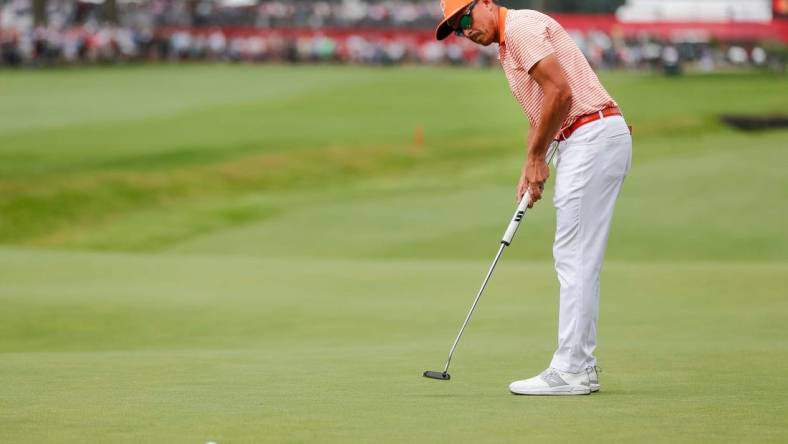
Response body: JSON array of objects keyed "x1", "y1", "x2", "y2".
[{"x1": 423, "y1": 370, "x2": 451, "y2": 380}]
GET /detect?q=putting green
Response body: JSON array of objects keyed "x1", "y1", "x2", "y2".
[
  {"x1": 0, "y1": 66, "x2": 786, "y2": 442},
  {"x1": 1, "y1": 250, "x2": 786, "y2": 442}
]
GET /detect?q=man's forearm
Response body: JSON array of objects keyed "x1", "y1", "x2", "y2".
[{"x1": 527, "y1": 89, "x2": 572, "y2": 162}]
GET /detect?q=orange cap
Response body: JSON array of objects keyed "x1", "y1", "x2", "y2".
[{"x1": 435, "y1": 0, "x2": 474, "y2": 40}]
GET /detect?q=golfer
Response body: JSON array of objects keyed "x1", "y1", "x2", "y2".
[{"x1": 436, "y1": 0, "x2": 632, "y2": 395}]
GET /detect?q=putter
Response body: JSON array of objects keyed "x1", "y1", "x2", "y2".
[{"x1": 424, "y1": 141, "x2": 559, "y2": 381}]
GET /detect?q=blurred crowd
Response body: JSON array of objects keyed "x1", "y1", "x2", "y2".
[
  {"x1": 1, "y1": 0, "x2": 786, "y2": 71},
  {"x1": 571, "y1": 30, "x2": 785, "y2": 73},
  {"x1": 198, "y1": 0, "x2": 443, "y2": 28},
  {"x1": 0, "y1": 25, "x2": 503, "y2": 66},
  {"x1": 0, "y1": 0, "x2": 445, "y2": 29},
  {"x1": 4, "y1": 24, "x2": 783, "y2": 71}
]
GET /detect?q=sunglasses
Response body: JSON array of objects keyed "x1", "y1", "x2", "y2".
[{"x1": 453, "y1": 0, "x2": 478, "y2": 36}]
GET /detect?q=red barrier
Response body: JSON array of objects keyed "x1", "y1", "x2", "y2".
[
  {"x1": 551, "y1": 14, "x2": 788, "y2": 43},
  {"x1": 158, "y1": 14, "x2": 788, "y2": 43}
]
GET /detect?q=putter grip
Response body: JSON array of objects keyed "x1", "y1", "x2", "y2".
[
  {"x1": 501, "y1": 191, "x2": 531, "y2": 246},
  {"x1": 500, "y1": 141, "x2": 558, "y2": 246}
]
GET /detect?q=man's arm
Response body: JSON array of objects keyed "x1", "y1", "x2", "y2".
[{"x1": 516, "y1": 54, "x2": 572, "y2": 207}]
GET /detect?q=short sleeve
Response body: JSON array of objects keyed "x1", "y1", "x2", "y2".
[{"x1": 506, "y1": 18, "x2": 554, "y2": 73}]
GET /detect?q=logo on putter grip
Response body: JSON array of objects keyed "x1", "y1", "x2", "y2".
[{"x1": 515, "y1": 211, "x2": 525, "y2": 222}]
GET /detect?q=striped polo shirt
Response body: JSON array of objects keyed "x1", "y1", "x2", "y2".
[{"x1": 498, "y1": 8, "x2": 616, "y2": 134}]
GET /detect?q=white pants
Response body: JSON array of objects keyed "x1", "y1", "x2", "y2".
[{"x1": 549, "y1": 115, "x2": 632, "y2": 373}]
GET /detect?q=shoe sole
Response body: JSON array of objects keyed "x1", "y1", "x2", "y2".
[
  {"x1": 510, "y1": 385, "x2": 591, "y2": 396},
  {"x1": 591, "y1": 383, "x2": 600, "y2": 393}
]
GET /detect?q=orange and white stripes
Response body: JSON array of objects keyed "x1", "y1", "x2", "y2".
[{"x1": 499, "y1": 9, "x2": 616, "y2": 134}]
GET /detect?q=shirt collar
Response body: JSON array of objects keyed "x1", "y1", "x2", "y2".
[{"x1": 498, "y1": 6, "x2": 508, "y2": 46}]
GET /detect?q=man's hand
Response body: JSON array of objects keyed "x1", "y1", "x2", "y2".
[
  {"x1": 516, "y1": 158, "x2": 550, "y2": 208},
  {"x1": 514, "y1": 54, "x2": 568, "y2": 208}
]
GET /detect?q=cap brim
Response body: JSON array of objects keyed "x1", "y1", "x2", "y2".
[
  {"x1": 434, "y1": 1, "x2": 473, "y2": 40},
  {"x1": 435, "y1": 21, "x2": 454, "y2": 40}
]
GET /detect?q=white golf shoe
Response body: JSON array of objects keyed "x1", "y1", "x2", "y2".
[
  {"x1": 509, "y1": 368, "x2": 591, "y2": 396},
  {"x1": 588, "y1": 366, "x2": 600, "y2": 393}
]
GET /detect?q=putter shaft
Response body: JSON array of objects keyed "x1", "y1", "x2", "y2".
[
  {"x1": 442, "y1": 243, "x2": 506, "y2": 374},
  {"x1": 432, "y1": 142, "x2": 559, "y2": 378}
]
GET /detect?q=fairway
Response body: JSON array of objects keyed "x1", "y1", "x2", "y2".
[{"x1": 1, "y1": 65, "x2": 787, "y2": 443}]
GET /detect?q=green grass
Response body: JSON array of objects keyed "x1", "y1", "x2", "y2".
[{"x1": 0, "y1": 65, "x2": 787, "y2": 443}]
